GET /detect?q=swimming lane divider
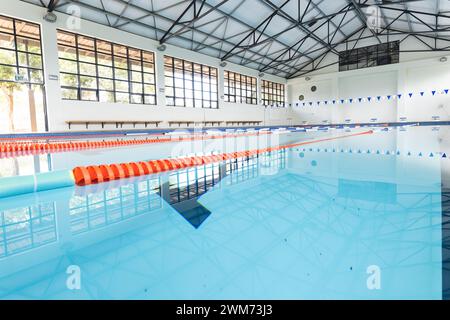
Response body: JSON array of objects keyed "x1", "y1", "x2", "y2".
[
  {"x1": 0, "y1": 131, "x2": 271, "y2": 158},
  {"x1": 0, "y1": 130, "x2": 373, "y2": 198}
]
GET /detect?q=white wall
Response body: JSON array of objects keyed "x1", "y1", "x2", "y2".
[
  {"x1": 0, "y1": 1, "x2": 290, "y2": 132},
  {"x1": 288, "y1": 53, "x2": 450, "y2": 125}
]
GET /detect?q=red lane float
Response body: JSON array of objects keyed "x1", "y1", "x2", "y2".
[
  {"x1": 72, "y1": 130, "x2": 373, "y2": 186},
  {"x1": 0, "y1": 131, "x2": 271, "y2": 159}
]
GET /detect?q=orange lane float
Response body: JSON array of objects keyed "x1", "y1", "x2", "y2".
[
  {"x1": 72, "y1": 130, "x2": 373, "y2": 186},
  {"x1": 0, "y1": 130, "x2": 373, "y2": 198},
  {"x1": 0, "y1": 131, "x2": 271, "y2": 158}
]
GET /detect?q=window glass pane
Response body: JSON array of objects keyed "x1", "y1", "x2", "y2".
[
  {"x1": 99, "y1": 90, "x2": 114, "y2": 102},
  {"x1": 59, "y1": 59, "x2": 77, "y2": 73},
  {"x1": 16, "y1": 37, "x2": 41, "y2": 53},
  {"x1": 60, "y1": 73, "x2": 78, "y2": 87},
  {"x1": 15, "y1": 20, "x2": 40, "y2": 39},
  {"x1": 99, "y1": 78, "x2": 113, "y2": 90},
  {"x1": 62, "y1": 88, "x2": 78, "y2": 99},
  {"x1": 0, "y1": 16, "x2": 14, "y2": 34},
  {"x1": 0, "y1": 32, "x2": 14, "y2": 49}
]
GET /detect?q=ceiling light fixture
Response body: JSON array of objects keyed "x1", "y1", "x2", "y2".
[{"x1": 43, "y1": 11, "x2": 57, "y2": 23}]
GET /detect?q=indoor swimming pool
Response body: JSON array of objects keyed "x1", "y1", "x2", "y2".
[{"x1": 0, "y1": 125, "x2": 448, "y2": 300}]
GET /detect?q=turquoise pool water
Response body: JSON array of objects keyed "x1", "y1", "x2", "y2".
[{"x1": 0, "y1": 126, "x2": 448, "y2": 299}]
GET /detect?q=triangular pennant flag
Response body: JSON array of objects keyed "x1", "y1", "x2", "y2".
[
  {"x1": 357, "y1": 149, "x2": 362, "y2": 153},
  {"x1": 376, "y1": 150, "x2": 380, "y2": 154},
  {"x1": 444, "y1": 89, "x2": 449, "y2": 94},
  {"x1": 419, "y1": 152, "x2": 423, "y2": 157},
  {"x1": 324, "y1": 101, "x2": 328, "y2": 105},
  {"x1": 349, "y1": 149, "x2": 353, "y2": 153},
  {"x1": 377, "y1": 96, "x2": 381, "y2": 101},
  {"x1": 409, "y1": 93, "x2": 413, "y2": 98},
  {"x1": 443, "y1": 153, "x2": 447, "y2": 158},
  {"x1": 429, "y1": 152, "x2": 434, "y2": 157},
  {"x1": 340, "y1": 99, "x2": 345, "y2": 104},
  {"x1": 303, "y1": 103, "x2": 306, "y2": 106},
  {"x1": 387, "y1": 95, "x2": 391, "y2": 100},
  {"x1": 332, "y1": 100, "x2": 336, "y2": 104},
  {"x1": 317, "y1": 101, "x2": 320, "y2": 105},
  {"x1": 349, "y1": 98, "x2": 353, "y2": 103},
  {"x1": 367, "y1": 149, "x2": 371, "y2": 154},
  {"x1": 358, "y1": 97, "x2": 363, "y2": 102},
  {"x1": 397, "y1": 94, "x2": 402, "y2": 99},
  {"x1": 386, "y1": 150, "x2": 390, "y2": 155},
  {"x1": 396, "y1": 151, "x2": 400, "y2": 155},
  {"x1": 432, "y1": 90, "x2": 436, "y2": 96},
  {"x1": 420, "y1": 92, "x2": 424, "y2": 96},
  {"x1": 309, "y1": 102, "x2": 313, "y2": 106},
  {"x1": 367, "y1": 97, "x2": 372, "y2": 102}
]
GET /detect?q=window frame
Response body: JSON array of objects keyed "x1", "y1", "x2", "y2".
[
  {"x1": 57, "y1": 29, "x2": 157, "y2": 105},
  {"x1": 0, "y1": 14, "x2": 44, "y2": 86},
  {"x1": 224, "y1": 70, "x2": 257, "y2": 105},
  {"x1": 164, "y1": 55, "x2": 218, "y2": 108},
  {"x1": 339, "y1": 40, "x2": 400, "y2": 72},
  {"x1": 261, "y1": 80, "x2": 285, "y2": 107}
]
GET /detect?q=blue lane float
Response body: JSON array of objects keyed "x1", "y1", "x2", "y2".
[{"x1": 0, "y1": 170, "x2": 75, "y2": 199}]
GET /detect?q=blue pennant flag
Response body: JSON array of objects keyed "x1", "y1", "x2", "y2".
[
  {"x1": 387, "y1": 95, "x2": 391, "y2": 100},
  {"x1": 429, "y1": 152, "x2": 434, "y2": 157},
  {"x1": 367, "y1": 97, "x2": 372, "y2": 102},
  {"x1": 443, "y1": 153, "x2": 447, "y2": 158},
  {"x1": 358, "y1": 97, "x2": 363, "y2": 102},
  {"x1": 409, "y1": 93, "x2": 413, "y2": 98},
  {"x1": 317, "y1": 101, "x2": 320, "y2": 105},
  {"x1": 432, "y1": 90, "x2": 436, "y2": 96},
  {"x1": 377, "y1": 96, "x2": 381, "y2": 101},
  {"x1": 349, "y1": 98, "x2": 353, "y2": 103},
  {"x1": 332, "y1": 100, "x2": 336, "y2": 104},
  {"x1": 340, "y1": 99, "x2": 345, "y2": 104},
  {"x1": 309, "y1": 102, "x2": 313, "y2": 106},
  {"x1": 420, "y1": 92, "x2": 424, "y2": 96},
  {"x1": 444, "y1": 89, "x2": 449, "y2": 94},
  {"x1": 397, "y1": 94, "x2": 402, "y2": 99},
  {"x1": 324, "y1": 101, "x2": 328, "y2": 105},
  {"x1": 302, "y1": 102, "x2": 305, "y2": 106}
]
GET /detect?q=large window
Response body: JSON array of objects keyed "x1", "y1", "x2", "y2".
[
  {"x1": 339, "y1": 41, "x2": 399, "y2": 72},
  {"x1": 0, "y1": 15, "x2": 47, "y2": 133},
  {"x1": 261, "y1": 80, "x2": 285, "y2": 107},
  {"x1": 57, "y1": 30, "x2": 156, "y2": 105},
  {"x1": 164, "y1": 56, "x2": 218, "y2": 108},
  {"x1": 224, "y1": 70, "x2": 257, "y2": 104}
]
